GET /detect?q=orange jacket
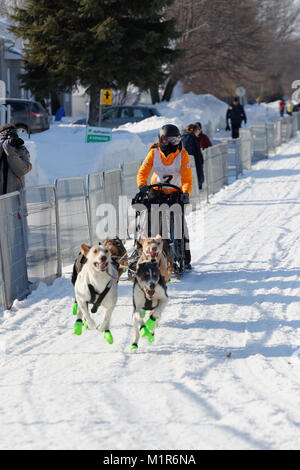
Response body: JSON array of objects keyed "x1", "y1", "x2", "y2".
[{"x1": 137, "y1": 144, "x2": 193, "y2": 196}]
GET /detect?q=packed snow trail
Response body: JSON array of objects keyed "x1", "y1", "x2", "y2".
[{"x1": 1, "y1": 138, "x2": 300, "y2": 450}]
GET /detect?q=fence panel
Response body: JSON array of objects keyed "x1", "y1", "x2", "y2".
[
  {"x1": 274, "y1": 119, "x2": 282, "y2": 147},
  {"x1": 121, "y1": 161, "x2": 140, "y2": 200},
  {"x1": 23, "y1": 185, "x2": 61, "y2": 285},
  {"x1": 189, "y1": 155, "x2": 208, "y2": 209},
  {"x1": 0, "y1": 192, "x2": 29, "y2": 310},
  {"x1": 55, "y1": 177, "x2": 90, "y2": 267},
  {"x1": 230, "y1": 138, "x2": 242, "y2": 178},
  {"x1": 87, "y1": 172, "x2": 105, "y2": 244},
  {"x1": 205, "y1": 143, "x2": 228, "y2": 196},
  {"x1": 0, "y1": 244, "x2": 5, "y2": 310},
  {"x1": 88, "y1": 169, "x2": 124, "y2": 242},
  {"x1": 214, "y1": 137, "x2": 241, "y2": 179},
  {"x1": 292, "y1": 113, "x2": 299, "y2": 137},
  {"x1": 239, "y1": 129, "x2": 252, "y2": 170},
  {"x1": 250, "y1": 124, "x2": 268, "y2": 161},
  {"x1": 266, "y1": 123, "x2": 276, "y2": 156},
  {"x1": 281, "y1": 116, "x2": 293, "y2": 142}
]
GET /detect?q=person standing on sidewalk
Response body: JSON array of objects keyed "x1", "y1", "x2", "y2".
[{"x1": 226, "y1": 97, "x2": 247, "y2": 139}]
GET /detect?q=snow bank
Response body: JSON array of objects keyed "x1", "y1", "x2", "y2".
[{"x1": 24, "y1": 125, "x2": 146, "y2": 184}]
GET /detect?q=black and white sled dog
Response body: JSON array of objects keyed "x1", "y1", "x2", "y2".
[
  {"x1": 74, "y1": 243, "x2": 118, "y2": 342},
  {"x1": 131, "y1": 259, "x2": 168, "y2": 350}
]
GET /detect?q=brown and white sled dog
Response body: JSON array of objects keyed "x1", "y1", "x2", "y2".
[
  {"x1": 131, "y1": 259, "x2": 168, "y2": 350},
  {"x1": 102, "y1": 237, "x2": 128, "y2": 278},
  {"x1": 137, "y1": 234, "x2": 173, "y2": 283},
  {"x1": 74, "y1": 243, "x2": 118, "y2": 341}
]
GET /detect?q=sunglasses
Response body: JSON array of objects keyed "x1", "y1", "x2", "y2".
[{"x1": 160, "y1": 136, "x2": 181, "y2": 145}]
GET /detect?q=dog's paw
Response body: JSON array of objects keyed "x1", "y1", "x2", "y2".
[{"x1": 104, "y1": 330, "x2": 114, "y2": 344}]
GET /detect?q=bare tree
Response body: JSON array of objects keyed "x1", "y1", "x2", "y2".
[{"x1": 162, "y1": 0, "x2": 300, "y2": 101}]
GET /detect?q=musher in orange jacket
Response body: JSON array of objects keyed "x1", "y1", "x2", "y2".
[{"x1": 137, "y1": 124, "x2": 193, "y2": 268}]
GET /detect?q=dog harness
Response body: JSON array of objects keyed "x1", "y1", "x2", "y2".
[
  {"x1": 152, "y1": 147, "x2": 182, "y2": 187},
  {"x1": 88, "y1": 279, "x2": 113, "y2": 313}
]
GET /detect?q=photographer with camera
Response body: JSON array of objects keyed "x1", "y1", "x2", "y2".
[{"x1": 0, "y1": 124, "x2": 32, "y2": 195}]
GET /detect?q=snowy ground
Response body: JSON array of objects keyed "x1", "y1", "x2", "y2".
[{"x1": 1, "y1": 135, "x2": 300, "y2": 450}]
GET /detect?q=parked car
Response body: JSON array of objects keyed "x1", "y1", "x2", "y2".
[
  {"x1": 0, "y1": 98, "x2": 50, "y2": 134},
  {"x1": 72, "y1": 105, "x2": 161, "y2": 127}
]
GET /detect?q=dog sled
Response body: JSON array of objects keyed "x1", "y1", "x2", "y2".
[{"x1": 129, "y1": 183, "x2": 188, "y2": 280}]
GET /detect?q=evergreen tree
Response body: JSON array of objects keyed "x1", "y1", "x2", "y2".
[{"x1": 10, "y1": 0, "x2": 180, "y2": 124}]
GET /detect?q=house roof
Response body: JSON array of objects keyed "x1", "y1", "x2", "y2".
[
  {"x1": 0, "y1": 18, "x2": 15, "y2": 44},
  {"x1": 0, "y1": 18, "x2": 22, "y2": 56}
]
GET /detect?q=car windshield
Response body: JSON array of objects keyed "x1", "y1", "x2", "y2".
[{"x1": 102, "y1": 107, "x2": 119, "y2": 120}]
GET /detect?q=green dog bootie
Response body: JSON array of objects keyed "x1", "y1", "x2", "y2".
[
  {"x1": 140, "y1": 325, "x2": 155, "y2": 343},
  {"x1": 73, "y1": 319, "x2": 83, "y2": 336},
  {"x1": 72, "y1": 302, "x2": 78, "y2": 316},
  {"x1": 104, "y1": 330, "x2": 113, "y2": 344},
  {"x1": 145, "y1": 315, "x2": 157, "y2": 332},
  {"x1": 130, "y1": 342, "x2": 138, "y2": 351}
]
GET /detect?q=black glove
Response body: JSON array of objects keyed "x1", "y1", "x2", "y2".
[
  {"x1": 139, "y1": 185, "x2": 148, "y2": 193},
  {"x1": 226, "y1": 124, "x2": 230, "y2": 131},
  {"x1": 181, "y1": 193, "x2": 190, "y2": 204}
]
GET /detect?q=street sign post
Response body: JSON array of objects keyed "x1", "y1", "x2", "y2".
[
  {"x1": 86, "y1": 126, "x2": 112, "y2": 143},
  {"x1": 102, "y1": 90, "x2": 112, "y2": 106},
  {"x1": 99, "y1": 89, "x2": 112, "y2": 127}
]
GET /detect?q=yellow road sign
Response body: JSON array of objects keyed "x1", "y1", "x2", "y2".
[{"x1": 102, "y1": 89, "x2": 112, "y2": 105}]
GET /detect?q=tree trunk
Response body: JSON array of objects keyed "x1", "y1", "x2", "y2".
[
  {"x1": 162, "y1": 77, "x2": 178, "y2": 102},
  {"x1": 88, "y1": 85, "x2": 101, "y2": 126},
  {"x1": 150, "y1": 86, "x2": 160, "y2": 104}
]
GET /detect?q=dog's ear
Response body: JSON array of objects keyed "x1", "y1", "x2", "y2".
[
  {"x1": 155, "y1": 234, "x2": 162, "y2": 241},
  {"x1": 81, "y1": 243, "x2": 91, "y2": 256},
  {"x1": 136, "y1": 239, "x2": 143, "y2": 249}
]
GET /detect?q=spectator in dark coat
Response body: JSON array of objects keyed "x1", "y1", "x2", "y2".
[
  {"x1": 0, "y1": 124, "x2": 32, "y2": 195},
  {"x1": 226, "y1": 97, "x2": 247, "y2": 139},
  {"x1": 195, "y1": 122, "x2": 212, "y2": 150},
  {"x1": 181, "y1": 124, "x2": 204, "y2": 190}
]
